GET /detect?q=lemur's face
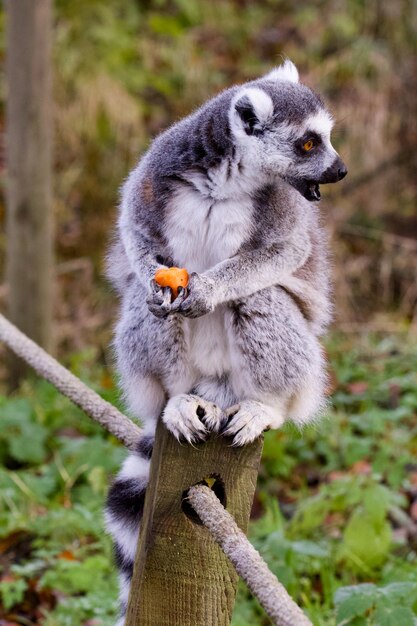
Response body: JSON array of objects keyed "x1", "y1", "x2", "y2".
[{"x1": 229, "y1": 60, "x2": 347, "y2": 201}]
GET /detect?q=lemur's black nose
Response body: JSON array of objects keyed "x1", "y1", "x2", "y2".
[
  {"x1": 337, "y1": 164, "x2": 348, "y2": 181},
  {"x1": 319, "y1": 157, "x2": 348, "y2": 184}
]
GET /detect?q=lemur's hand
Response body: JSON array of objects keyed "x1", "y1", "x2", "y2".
[
  {"x1": 146, "y1": 279, "x2": 187, "y2": 318},
  {"x1": 177, "y1": 272, "x2": 216, "y2": 318},
  {"x1": 147, "y1": 272, "x2": 215, "y2": 319}
]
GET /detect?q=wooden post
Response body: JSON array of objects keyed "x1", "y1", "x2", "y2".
[
  {"x1": 126, "y1": 420, "x2": 263, "y2": 626},
  {"x1": 5, "y1": 0, "x2": 54, "y2": 384}
]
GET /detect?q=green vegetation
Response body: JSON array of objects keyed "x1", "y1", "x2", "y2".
[
  {"x1": 1, "y1": 332, "x2": 417, "y2": 625},
  {"x1": 0, "y1": 352, "x2": 124, "y2": 625}
]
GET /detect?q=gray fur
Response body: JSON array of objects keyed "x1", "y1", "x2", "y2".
[{"x1": 105, "y1": 60, "x2": 346, "y2": 623}]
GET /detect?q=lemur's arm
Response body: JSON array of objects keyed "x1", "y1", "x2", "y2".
[
  {"x1": 209, "y1": 237, "x2": 309, "y2": 303},
  {"x1": 121, "y1": 218, "x2": 183, "y2": 318},
  {"x1": 123, "y1": 167, "x2": 310, "y2": 318},
  {"x1": 145, "y1": 229, "x2": 311, "y2": 319},
  {"x1": 176, "y1": 233, "x2": 310, "y2": 318},
  {"x1": 120, "y1": 221, "x2": 163, "y2": 286},
  {"x1": 118, "y1": 169, "x2": 172, "y2": 289}
]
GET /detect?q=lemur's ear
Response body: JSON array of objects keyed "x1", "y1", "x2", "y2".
[
  {"x1": 264, "y1": 59, "x2": 299, "y2": 84},
  {"x1": 231, "y1": 87, "x2": 273, "y2": 137}
]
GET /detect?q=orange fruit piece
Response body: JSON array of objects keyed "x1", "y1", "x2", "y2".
[{"x1": 154, "y1": 267, "x2": 189, "y2": 299}]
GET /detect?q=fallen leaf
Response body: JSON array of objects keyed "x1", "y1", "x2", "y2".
[
  {"x1": 351, "y1": 460, "x2": 372, "y2": 475},
  {"x1": 58, "y1": 550, "x2": 77, "y2": 561},
  {"x1": 328, "y1": 470, "x2": 348, "y2": 482},
  {"x1": 347, "y1": 381, "x2": 369, "y2": 395}
]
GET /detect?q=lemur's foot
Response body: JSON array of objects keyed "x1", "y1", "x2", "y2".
[
  {"x1": 162, "y1": 394, "x2": 224, "y2": 443},
  {"x1": 221, "y1": 400, "x2": 275, "y2": 446}
]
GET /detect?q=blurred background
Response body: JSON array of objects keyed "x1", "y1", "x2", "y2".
[{"x1": 0, "y1": 1, "x2": 417, "y2": 625}]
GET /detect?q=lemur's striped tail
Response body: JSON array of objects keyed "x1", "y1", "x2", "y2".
[{"x1": 105, "y1": 435, "x2": 154, "y2": 624}]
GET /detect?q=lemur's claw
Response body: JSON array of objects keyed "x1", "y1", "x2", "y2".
[
  {"x1": 147, "y1": 282, "x2": 188, "y2": 318},
  {"x1": 162, "y1": 394, "x2": 208, "y2": 443},
  {"x1": 149, "y1": 278, "x2": 161, "y2": 293},
  {"x1": 176, "y1": 273, "x2": 216, "y2": 318},
  {"x1": 147, "y1": 284, "x2": 172, "y2": 318},
  {"x1": 196, "y1": 402, "x2": 226, "y2": 434},
  {"x1": 162, "y1": 394, "x2": 224, "y2": 443},
  {"x1": 219, "y1": 404, "x2": 240, "y2": 433},
  {"x1": 170, "y1": 286, "x2": 188, "y2": 312},
  {"x1": 221, "y1": 401, "x2": 270, "y2": 446},
  {"x1": 147, "y1": 304, "x2": 169, "y2": 318}
]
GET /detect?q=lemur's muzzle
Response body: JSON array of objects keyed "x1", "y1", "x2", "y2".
[
  {"x1": 319, "y1": 157, "x2": 348, "y2": 184},
  {"x1": 287, "y1": 156, "x2": 347, "y2": 202}
]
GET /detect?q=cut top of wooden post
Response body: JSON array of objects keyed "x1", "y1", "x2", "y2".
[{"x1": 126, "y1": 420, "x2": 263, "y2": 626}]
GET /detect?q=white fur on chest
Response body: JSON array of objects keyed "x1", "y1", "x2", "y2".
[
  {"x1": 165, "y1": 181, "x2": 253, "y2": 273},
  {"x1": 166, "y1": 173, "x2": 254, "y2": 378},
  {"x1": 187, "y1": 306, "x2": 232, "y2": 377}
]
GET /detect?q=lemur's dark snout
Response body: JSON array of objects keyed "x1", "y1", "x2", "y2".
[
  {"x1": 337, "y1": 163, "x2": 348, "y2": 181},
  {"x1": 320, "y1": 157, "x2": 348, "y2": 184}
]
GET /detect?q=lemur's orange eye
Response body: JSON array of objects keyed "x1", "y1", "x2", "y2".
[{"x1": 303, "y1": 139, "x2": 315, "y2": 152}]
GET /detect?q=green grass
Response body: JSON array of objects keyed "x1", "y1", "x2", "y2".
[{"x1": 1, "y1": 332, "x2": 417, "y2": 625}]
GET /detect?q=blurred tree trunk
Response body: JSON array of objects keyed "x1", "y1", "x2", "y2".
[{"x1": 5, "y1": 0, "x2": 54, "y2": 386}]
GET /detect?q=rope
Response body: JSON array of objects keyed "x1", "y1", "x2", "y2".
[
  {"x1": 0, "y1": 312, "x2": 311, "y2": 625},
  {"x1": 0, "y1": 313, "x2": 142, "y2": 450},
  {"x1": 188, "y1": 485, "x2": 313, "y2": 626}
]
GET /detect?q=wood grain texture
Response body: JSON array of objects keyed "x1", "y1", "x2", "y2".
[
  {"x1": 5, "y1": 0, "x2": 54, "y2": 384},
  {"x1": 188, "y1": 485, "x2": 313, "y2": 626},
  {"x1": 126, "y1": 419, "x2": 263, "y2": 626}
]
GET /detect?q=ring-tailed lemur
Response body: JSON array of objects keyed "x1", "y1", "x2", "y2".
[{"x1": 105, "y1": 60, "x2": 347, "y2": 623}]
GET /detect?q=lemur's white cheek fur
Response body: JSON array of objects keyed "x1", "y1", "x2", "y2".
[{"x1": 304, "y1": 110, "x2": 334, "y2": 136}]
